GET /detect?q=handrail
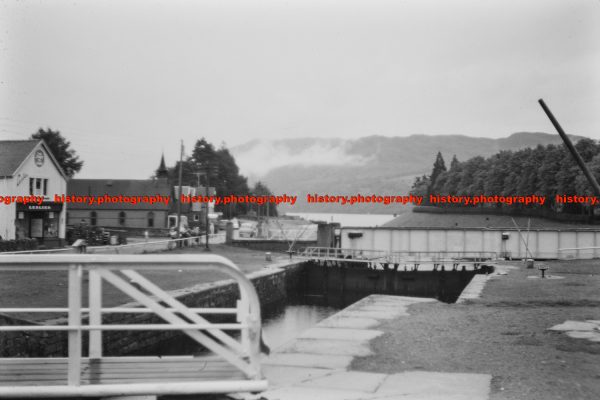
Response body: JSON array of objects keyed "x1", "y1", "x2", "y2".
[
  {"x1": 558, "y1": 246, "x2": 600, "y2": 251},
  {"x1": 297, "y1": 247, "x2": 498, "y2": 263},
  {"x1": 0, "y1": 254, "x2": 264, "y2": 386}
]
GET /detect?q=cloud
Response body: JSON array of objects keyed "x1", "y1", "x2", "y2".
[{"x1": 232, "y1": 139, "x2": 369, "y2": 177}]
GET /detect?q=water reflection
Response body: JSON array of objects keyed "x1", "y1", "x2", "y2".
[{"x1": 261, "y1": 303, "x2": 337, "y2": 351}]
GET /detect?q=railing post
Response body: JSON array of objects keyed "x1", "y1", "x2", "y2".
[
  {"x1": 88, "y1": 269, "x2": 102, "y2": 359},
  {"x1": 68, "y1": 264, "x2": 82, "y2": 386},
  {"x1": 237, "y1": 296, "x2": 249, "y2": 353}
]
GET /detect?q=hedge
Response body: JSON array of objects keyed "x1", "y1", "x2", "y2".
[{"x1": 0, "y1": 238, "x2": 38, "y2": 253}]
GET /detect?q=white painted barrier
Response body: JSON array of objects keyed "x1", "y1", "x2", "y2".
[{"x1": 340, "y1": 227, "x2": 600, "y2": 259}]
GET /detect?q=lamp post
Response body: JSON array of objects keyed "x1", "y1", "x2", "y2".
[{"x1": 176, "y1": 140, "x2": 184, "y2": 246}]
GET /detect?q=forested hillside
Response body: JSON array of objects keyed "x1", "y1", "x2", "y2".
[{"x1": 412, "y1": 138, "x2": 600, "y2": 216}]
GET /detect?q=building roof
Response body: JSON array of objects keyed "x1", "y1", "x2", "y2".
[
  {"x1": 381, "y1": 209, "x2": 594, "y2": 230},
  {"x1": 68, "y1": 179, "x2": 171, "y2": 210},
  {"x1": 0, "y1": 140, "x2": 68, "y2": 179},
  {"x1": 0, "y1": 140, "x2": 39, "y2": 177}
]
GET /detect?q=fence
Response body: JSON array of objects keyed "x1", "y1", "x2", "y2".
[
  {"x1": 0, "y1": 234, "x2": 225, "y2": 256},
  {"x1": 0, "y1": 253, "x2": 267, "y2": 397}
]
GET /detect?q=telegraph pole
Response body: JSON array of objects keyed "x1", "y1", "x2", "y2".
[
  {"x1": 176, "y1": 140, "x2": 184, "y2": 243},
  {"x1": 204, "y1": 169, "x2": 210, "y2": 251}
]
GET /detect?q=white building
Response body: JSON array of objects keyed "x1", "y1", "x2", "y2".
[{"x1": 0, "y1": 140, "x2": 68, "y2": 247}]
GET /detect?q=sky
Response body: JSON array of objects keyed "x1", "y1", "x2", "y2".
[{"x1": 0, "y1": 0, "x2": 599, "y2": 179}]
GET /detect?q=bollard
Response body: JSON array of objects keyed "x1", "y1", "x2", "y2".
[
  {"x1": 265, "y1": 252, "x2": 272, "y2": 262},
  {"x1": 526, "y1": 259, "x2": 534, "y2": 269}
]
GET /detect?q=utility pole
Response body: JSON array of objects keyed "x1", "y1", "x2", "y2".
[
  {"x1": 176, "y1": 140, "x2": 184, "y2": 244},
  {"x1": 266, "y1": 200, "x2": 270, "y2": 239},
  {"x1": 204, "y1": 170, "x2": 210, "y2": 251}
]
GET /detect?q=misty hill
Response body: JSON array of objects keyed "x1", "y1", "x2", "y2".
[{"x1": 231, "y1": 132, "x2": 585, "y2": 213}]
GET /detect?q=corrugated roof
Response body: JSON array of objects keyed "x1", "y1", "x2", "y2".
[
  {"x1": 382, "y1": 209, "x2": 592, "y2": 229},
  {"x1": 67, "y1": 179, "x2": 171, "y2": 210},
  {"x1": 0, "y1": 140, "x2": 39, "y2": 177}
]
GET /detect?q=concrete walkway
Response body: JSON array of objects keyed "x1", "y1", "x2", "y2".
[{"x1": 249, "y1": 295, "x2": 491, "y2": 400}]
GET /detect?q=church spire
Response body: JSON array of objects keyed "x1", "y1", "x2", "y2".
[{"x1": 156, "y1": 153, "x2": 168, "y2": 179}]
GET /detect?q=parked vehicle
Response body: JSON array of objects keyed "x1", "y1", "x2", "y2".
[
  {"x1": 217, "y1": 218, "x2": 240, "y2": 231},
  {"x1": 238, "y1": 222, "x2": 257, "y2": 238},
  {"x1": 217, "y1": 219, "x2": 230, "y2": 231}
]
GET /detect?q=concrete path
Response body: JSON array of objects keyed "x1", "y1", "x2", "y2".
[{"x1": 244, "y1": 295, "x2": 492, "y2": 400}]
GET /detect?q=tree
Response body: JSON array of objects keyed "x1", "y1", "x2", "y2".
[
  {"x1": 166, "y1": 138, "x2": 251, "y2": 216},
  {"x1": 410, "y1": 175, "x2": 430, "y2": 199},
  {"x1": 429, "y1": 151, "x2": 447, "y2": 189},
  {"x1": 252, "y1": 181, "x2": 278, "y2": 217},
  {"x1": 30, "y1": 128, "x2": 83, "y2": 177},
  {"x1": 450, "y1": 155, "x2": 460, "y2": 170}
]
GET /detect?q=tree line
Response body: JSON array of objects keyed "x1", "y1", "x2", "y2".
[{"x1": 411, "y1": 138, "x2": 600, "y2": 216}]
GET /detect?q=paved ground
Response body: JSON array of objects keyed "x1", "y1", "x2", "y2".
[
  {"x1": 234, "y1": 260, "x2": 599, "y2": 400},
  {"x1": 351, "y1": 260, "x2": 600, "y2": 400},
  {"x1": 0, "y1": 244, "x2": 290, "y2": 322},
  {"x1": 253, "y1": 295, "x2": 491, "y2": 400}
]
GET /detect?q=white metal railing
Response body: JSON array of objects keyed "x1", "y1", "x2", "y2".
[
  {"x1": 557, "y1": 246, "x2": 600, "y2": 260},
  {"x1": 387, "y1": 250, "x2": 498, "y2": 264},
  {"x1": 0, "y1": 234, "x2": 226, "y2": 255},
  {"x1": 297, "y1": 247, "x2": 388, "y2": 261},
  {"x1": 0, "y1": 254, "x2": 266, "y2": 396},
  {"x1": 297, "y1": 247, "x2": 497, "y2": 265}
]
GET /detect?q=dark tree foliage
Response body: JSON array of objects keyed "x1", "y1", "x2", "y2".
[
  {"x1": 165, "y1": 138, "x2": 274, "y2": 217},
  {"x1": 30, "y1": 128, "x2": 83, "y2": 177},
  {"x1": 252, "y1": 181, "x2": 279, "y2": 217},
  {"x1": 450, "y1": 155, "x2": 460, "y2": 170},
  {"x1": 411, "y1": 175, "x2": 430, "y2": 198},
  {"x1": 429, "y1": 151, "x2": 447, "y2": 189},
  {"x1": 411, "y1": 139, "x2": 600, "y2": 216}
]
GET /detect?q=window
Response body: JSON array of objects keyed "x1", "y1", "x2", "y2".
[
  {"x1": 90, "y1": 211, "x2": 97, "y2": 226},
  {"x1": 43, "y1": 179, "x2": 48, "y2": 196},
  {"x1": 147, "y1": 212, "x2": 154, "y2": 228},
  {"x1": 30, "y1": 178, "x2": 44, "y2": 196},
  {"x1": 118, "y1": 211, "x2": 126, "y2": 226}
]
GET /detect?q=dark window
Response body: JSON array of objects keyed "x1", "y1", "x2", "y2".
[
  {"x1": 29, "y1": 178, "x2": 34, "y2": 195},
  {"x1": 43, "y1": 179, "x2": 48, "y2": 196},
  {"x1": 90, "y1": 211, "x2": 97, "y2": 226},
  {"x1": 118, "y1": 211, "x2": 126, "y2": 226},
  {"x1": 147, "y1": 212, "x2": 154, "y2": 228}
]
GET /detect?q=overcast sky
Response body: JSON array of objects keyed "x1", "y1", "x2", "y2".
[{"x1": 1, "y1": 0, "x2": 599, "y2": 179}]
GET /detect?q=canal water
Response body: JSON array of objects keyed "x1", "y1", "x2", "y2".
[{"x1": 261, "y1": 302, "x2": 337, "y2": 351}]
